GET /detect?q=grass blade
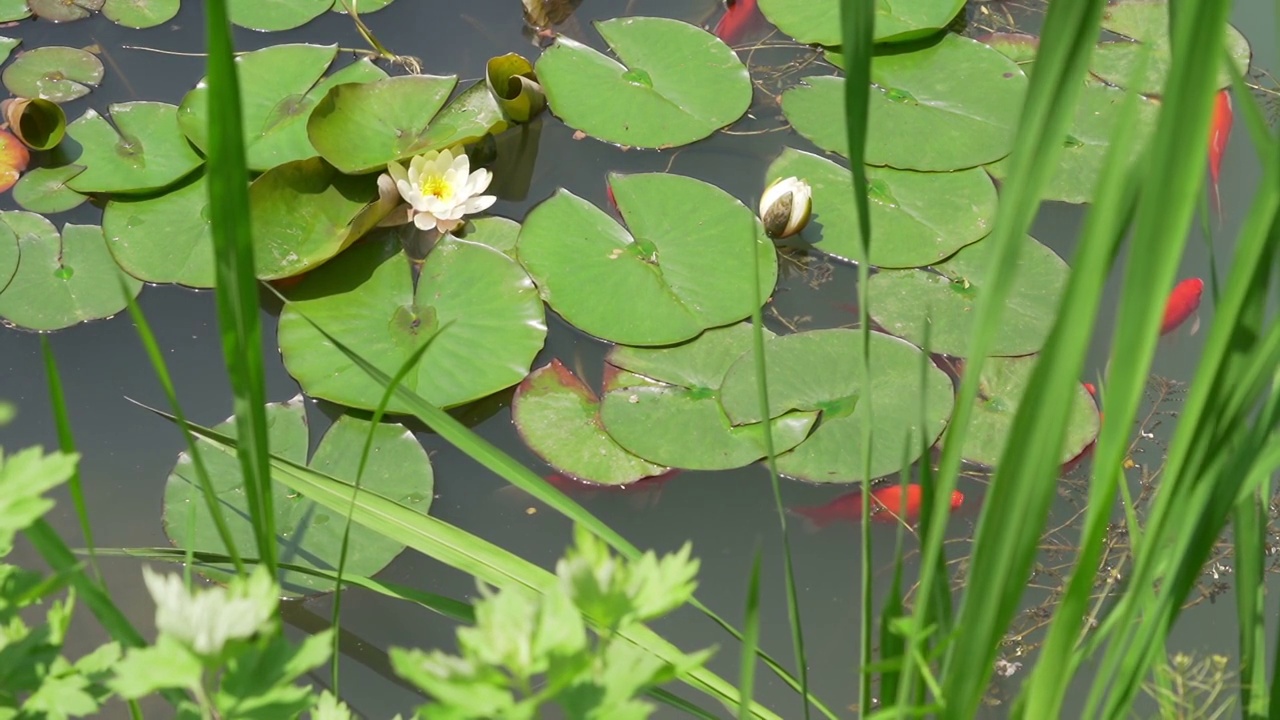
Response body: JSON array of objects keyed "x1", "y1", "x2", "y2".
[
  {"x1": 39, "y1": 338, "x2": 100, "y2": 582},
  {"x1": 738, "y1": 546, "x2": 763, "y2": 720}
]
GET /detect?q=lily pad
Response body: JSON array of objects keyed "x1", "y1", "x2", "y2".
[
  {"x1": 719, "y1": 329, "x2": 954, "y2": 483},
  {"x1": 765, "y1": 148, "x2": 996, "y2": 268},
  {"x1": 330, "y1": 0, "x2": 397, "y2": 13},
  {"x1": 535, "y1": 17, "x2": 751, "y2": 148},
  {"x1": 868, "y1": 235, "x2": 1069, "y2": 357},
  {"x1": 102, "y1": 0, "x2": 179, "y2": 27},
  {"x1": 978, "y1": 32, "x2": 1039, "y2": 67},
  {"x1": 782, "y1": 35, "x2": 1028, "y2": 171},
  {"x1": 0, "y1": 37, "x2": 19, "y2": 66},
  {"x1": 513, "y1": 360, "x2": 669, "y2": 485},
  {"x1": 2, "y1": 46, "x2": 104, "y2": 103},
  {"x1": 598, "y1": 323, "x2": 818, "y2": 470},
  {"x1": 163, "y1": 396, "x2": 432, "y2": 596},
  {"x1": 227, "y1": 0, "x2": 330, "y2": 31},
  {"x1": 0, "y1": 213, "x2": 142, "y2": 331},
  {"x1": 179, "y1": 45, "x2": 388, "y2": 172},
  {"x1": 278, "y1": 223, "x2": 547, "y2": 412},
  {"x1": 487, "y1": 52, "x2": 546, "y2": 124},
  {"x1": 65, "y1": 102, "x2": 203, "y2": 194},
  {"x1": 0, "y1": 221, "x2": 16, "y2": 294},
  {"x1": 307, "y1": 74, "x2": 461, "y2": 174},
  {"x1": 28, "y1": 0, "x2": 103, "y2": 22},
  {"x1": 13, "y1": 166, "x2": 87, "y2": 214},
  {"x1": 0, "y1": 129, "x2": 28, "y2": 193},
  {"x1": 102, "y1": 171, "x2": 214, "y2": 287},
  {"x1": 1090, "y1": 0, "x2": 1251, "y2": 96},
  {"x1": 517, "y1": 173, "x2": 777, "y2": 346},
  {"x1": 758, "y1": 0, "x2": 964, "y2": 46},
  {"x1": 960, "y1": 355, "x2": 1099, "y2": 468},
  {"x1": 0, "y1": 2, "x2": 30, "y2": 21}
]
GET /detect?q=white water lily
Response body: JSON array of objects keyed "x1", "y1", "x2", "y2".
[
  {"x1": 380, "y1": 147, "x2": 497, "y2": 234},
  {"x1": 758, "y1": 176, "x2": 812, "y2": 239},
  {"x1": 142, "y1": 565, "x2": 278, "y2": 657}
]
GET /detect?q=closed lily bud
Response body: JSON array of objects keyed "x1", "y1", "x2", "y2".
[{"x1": 759, "y1": 176, "x2": 812, "y2": 239}]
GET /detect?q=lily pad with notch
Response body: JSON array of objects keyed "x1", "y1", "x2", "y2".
[
  {"x1": 65, "y1": 102, "x2": 203, "y2": 194},
  {"x1": 2, "y1": 46, "x2": 104, "y2": 103},
  {"x1": 13, "y1": 165, "x2": 87, "y2": 214},
  {"x1": 758, "y1": 0, "x2": 964, "y2": 47},
  {"x1": 103, "y1": 170, "x2": 214, "y2": 287}
]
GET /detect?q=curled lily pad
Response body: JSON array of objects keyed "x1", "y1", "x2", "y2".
[
  {"x1": 65, "y1": 102, "x2": 202, "y2": 194},
  {"x1": 0, "y1": 213, "x2": 142, "y2": 331},
  {"x1": 0, "y1": 129, "x2": 28, "y2": 193},
  {"x1": 2, "y1": 46, "x2": 104, "y2": 103},
  {"x1": 13, "y1": 166, "x2": 87, "y2": 214},
  {"x1": 765, "y1": 148, "x2": 996, "y2": 268},
  {"x1": 28, "y1": 0, "x2": 103, "y2": 22},
  {"x1": 513, "y1": 360, "x2": 668, "y2": 485},
  {"x1": 164, "y1": 396, "x2": 432, "y2": 596},
  {"x1": 599, "y1": 323, "x2": 818, "y2": 470},
  {"x1": 758, "y1": 0, "x2": 964, "y2": 46},
  {"x1": 960, "y1": 355, "x2": 1099, "y2": 468},
  {"x1": 179, "y1": 45, "x2": 387, "y2": 172},
  {"x1": 103, "y1": 171, "x2": 213, "y2": 287},
  {"x1": 228, "y1": 0, "x2": 330, "y2": 31},
  {"x1": 868, "y1": 235, "x2": 1069, "y2": 357},
  {"x1": 536, "y1": 17, "x2": 751, "y2": 148},
  {"x1": 719, "y1": 329, "x2": 954, "y2": 483},
  {"x1": 278, "y1": 222, "x2": 547, "y2": 412},
  {"x1": 0, "y1": 37, "x2": 19, "y2": 65},
  {"x1": 518, "y1": 173, "x2": 776, "y2": 346},
  {"x1": 102, "y1": 0, "x2": 179, "y2": 27},
  {"x1": 0, "y1": 221, "x2": 16, "y2": 294},
  {"x1": 783, "y1": 35, "x2": 1028, "y2": 171},
  {"x1": 4, "y1": 97, "x2": 67, "y2": 151},
  {"x1": 487, "y1": 53, "x2": 545, "y2": 124}
]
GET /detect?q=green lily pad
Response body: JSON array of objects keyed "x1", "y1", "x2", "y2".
[
  {"x1": 13, "y1": 165, "x2": 88, "y2": 214},
  {"x1": 1090, "y1": 0, "x2": 1251, "y2": 96},
  {"x1": 868, "y1": 235, "x2": 1069, "y2": 357},
  {"x1": 535, "y1": 17, "x2": 751, "y2": 148},
  {"x1": 278, "y1": 222, "x2": 547, "y2": 412},
  {"x1": 783, "y1": 35, "x2": 1028, "y2": 171},
  {"x1": 960, "y1": 355, "x2": 1099, "y2": 468},
  {"x1": 330, "y1": 0, "x2": 397, "y2": 13},
  {"x1": 228, "y1": 0, "x2": 330, "y2": 31},
  {"x1": 765, "y1": 148, "x2": 996, "y2": 268},
  {"x1": 102, "y1": 0, "x2": 179, "y2": 27},
  {"x1": 462, "y1": 215, "x2": 520, "y2": 256},
  {"x1": 0, "y1": 37, "x2": 19, "y2": 66},
  {"x1": 179, "y1": 45, "x2": 387, "y2": 172},
  {"x1": 6, "y1": 97, "x2": 67, "y2": 150},
  {"x1": 28, "y1": 0, "x2": 102, "y2": 22},
  {"x1": 65, "y1": 102, "x2": 203, "y2": 194},
  {"x1": 598, "y1": 323, "x2": 818, "y2": 470},
  {"x1": 0, "y1": 1, "x2": 30, "y2": 21},
  {"x1": 487, "y1": 52, "x2": 546, "y2": 124},
  {"x1": 0, "y1": 221, "x2": 16, "y2": 294},
  {"x1": 719, "y1": 329, "x2": 954, "y2": 483},
  {"x1": 2, "y1": 46, "x2": 104, "y2": 103},
  {"x1": 985, "y1": 80, "x2": 1161, "y2": 204},
  {"x1": 306, "y1": 74, "x2": 461, "y2": 174},
  {"x1": 405, "y1": 81, "x2": 509, "y2": 159},
  {"x1": 0, "y1": 213, "x2": 142, "y2": 331},
  {"x1": 249, "y1": 157, "x2": 382, "y2": 280},
  {"x1": 163, "y1": 396, "x2": 432, "y2": 596},
  {"x1": 758, "y1": 0, "x2": 964, "y2": 46},
  {"x1": 978, "y1": 32, "x2": 1038, "y2": 67},
  {"x1": 517, "y1": 173, "x2": 777, "y2": 346},
  {"x1": 513, "y1": 360, "x2": 668, "y2": 485},
  {"x1": 102, "y1": 171, "x2": 214, "y2": 287}
]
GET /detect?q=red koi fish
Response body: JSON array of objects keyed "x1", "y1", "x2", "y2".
[
  {"x1": 790, "y1": 484, "x2": 964, "y2": 529},
  {"x1": 714, "y1": 0, "x2": 762, "y2": 45},
  {"x1": 1208, "y1": 89, "x2": 1233, "y2": 221},
  {"x1": 1161, "y1": 278, "x2": 1204, "y2": 336}
]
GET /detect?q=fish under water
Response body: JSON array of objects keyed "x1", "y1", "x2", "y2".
[
  {"x1": 789, "y1": 484, "x2": 965, "y2": 529},
  {"x1": 1208, "y1": 89, "x2": 1234, "y2": 222},
  {"x1": 713, "y1": 0, "x2": 762, "y2": 45},
  {"x1": 1161, "y1": 277, "x2": 1204, "y2": 336}
]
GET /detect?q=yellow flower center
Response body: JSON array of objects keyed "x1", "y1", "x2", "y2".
[{"x1": 419, "y1": 173, "x2": 454, "y2": 202}]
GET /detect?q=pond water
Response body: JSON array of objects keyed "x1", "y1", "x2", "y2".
[{"x1": 1, "y1": 0, "x2": 1277, "y2": 717}]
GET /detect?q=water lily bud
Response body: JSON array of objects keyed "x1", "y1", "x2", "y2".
[{"x1": 759, "y1": 176, "x2": 812, "y2": 239}]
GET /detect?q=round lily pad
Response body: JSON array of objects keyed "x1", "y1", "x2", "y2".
[
  {"x1": 765, "y1": 148, "x2": 996, "y2": 268},
  {"x1": 306, "y1": 74, "x2": 461, "y2": 175},
  {"x1": 0, "y1": 213, "x2": 142, "y2": 331},
  {"x1": 228, "y1": 0, "x2": 331, "y2": 31},
  {"x1": 102, "y1": 0, "x2": 179, "y2": 27},
  {"x1": 868, "y1": 235, "x2": 1069, "y2": 357},
  {"x1": 0, "y1": 129, "x2": 28, "y2": 193},
  {"x1": 513, "y1": 360, "x2": 669, "y2": 485},
  {"x1": 103, "y1": 171, "x2": 214, "y2": 287},
  {"x1": 278, "y1": 223, "x2": 547, "y2": 413},
  {"x1": 535, "y1": 17, "x2": 751, "y2": 148},
  {"x1": 783, "y1": 34, "x2": 1028, "y2": 171},
  {"x1": 12, "y1": 165, "x2": 87, "y2": 214},
  {"x1": 1090, "y1": 0, "x2": 1251, "y2": 96},
  {"x1": 517, "y1": 173, "x2": 777, "y2": 346},
  {"x1": 28, "y1": 0, "x2": 103, "y2": 22},
  {"x1": 959, "y1": 355, "x2": 1100, "y2": 468},
  {"x1": 598, "y1": 323, "x2": 818, "y2": 470},
  {"x1": 65, "y1": 102, "x2": 203, "y2": 194},
  {"x1": 2, "y1": 46, "x2": 104, "y2": 103},
  {"x1": 163, "y1": 396, "x2": 432, "y2": 596},
  {"x1": 0, "y1": 221, "x2": 16, "y2": 294},
  {"x1": 719, "y1": 329, "x2": 954, "y2": 483},
  {"x1": 759, "y1": 0, "x2": 964, "y2": 46},
  {"x1": 179, "y1": 45, "x2": 388, "y2": 172}
]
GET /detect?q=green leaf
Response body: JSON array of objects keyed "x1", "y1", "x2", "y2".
[
  {"x1": 12, "y1": 166, "x2": 87, "y2": 215},
  {"x1": 407, "y1": 81, "x2": 509, "y2": 158},
  {"x1": 65, "y1": 102, "x2": 203, "y2": 194},
  {"x1": 0, "y1": 446, "x2": 78, "y2": 550},
  {"x1": 0, "y1": 36, "x2": 19, "y2": 65},
  {"x1": 110, "y1": 635, "x2": 204, "y2": 698},
  {"x1": 102, "y1": 0, "x2": 180, "y2": 28},
  {"x1": 103, "y1": 171, "x2": 215, "y2": 287},
  {"x1": 1, "y1": 46, "x2": 104, "y2": 103},
  {"x1": 219, "y1": 630, "x2": 334, "y2": 712},
  {"x1": 758, "y1": 0, "x2": 965, "y2": 46},
  {"x1": 0, "y1": 1, "x2": 30, "y2": 21},
  {"x1": 27, "y1": 0, "x2": 103, "y2": 23},
  {"x1": 0, "y1": 214, "x2": 143, "y2": 331},
  {"x1": 391, "y1": 647, "x2": 518, "y2": 718},
  {"x1": 517, "y1": 173, "x2": 777, "y2": 346},
  {"x1": 486, "y1": 53, "x2": 546, "y2": 124},
  {"x1": 535, "y1": 17, "x2": 751, "y2": 148},
  {"x1": 227, "y1": 0, "x2": 331, "y2": 31}
]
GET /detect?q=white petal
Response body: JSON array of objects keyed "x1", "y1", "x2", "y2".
[
  {"x1": 413, "y1": 212, "x2": 439, "y2": 231},
  {"x1": 459, "y1": 194, "x2": 497, "y2": 214},
  {"x1": 465, "y1": 168, "x2": 494, "y2": 196}
]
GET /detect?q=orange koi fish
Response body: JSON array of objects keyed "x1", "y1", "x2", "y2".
[
  {"x1": 1208, "y1": 89, "x2": 1233, "y2": 221},
  {"x1": 714, "y1": 0, "x2": 761, "y2": 45},
  {"x1": 1161, "y1": 277, "x2": 1204, "y2": 336},
  {"x1": 790, "y1": 484, "x2": 964, "y2": 529}
]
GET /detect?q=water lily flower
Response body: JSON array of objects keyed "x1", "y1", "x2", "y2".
[
  {"x1": 142, "y1": 565, "x2": 278, "y2": 657},
  {"x1": 759, "y1": 176, "x2": 812, "y2": 239},
  {"x1": 380, "y1": 147, "x2": 497, "y2": 234}
]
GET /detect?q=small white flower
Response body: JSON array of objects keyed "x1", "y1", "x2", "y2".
[
  {"x1": 142, "y1": 566, "x2": 278, "y2": 657},
  {"x1": 380, "y1": 147, "x2": 497, "y2": 234},
  {"x1": 759, "y1": 176, "x2": 813, "y2": 239}
]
